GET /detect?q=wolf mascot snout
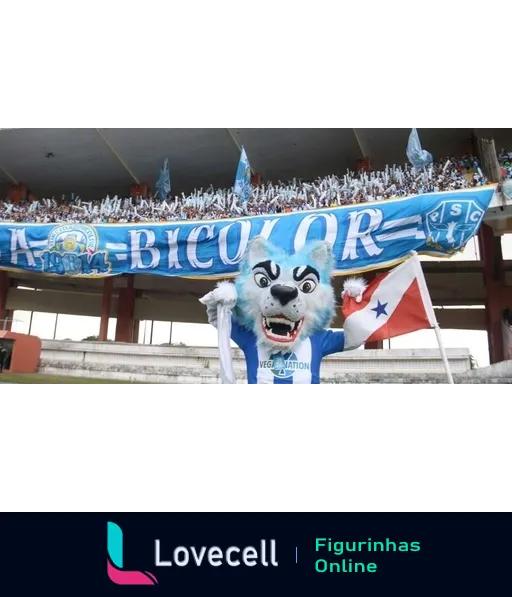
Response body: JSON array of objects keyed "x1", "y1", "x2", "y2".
[{"x1": 200, "y1": 235, "x2": 361, "y2": 384}]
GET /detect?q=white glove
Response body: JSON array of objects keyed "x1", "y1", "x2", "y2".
[{"x1": 199, "y1": 281, "x2": 237, "y2": 327}]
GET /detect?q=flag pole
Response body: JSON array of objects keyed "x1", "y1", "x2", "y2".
[
  {"x1": 432, "y1": 324, "x2": 454, "y2": 384},
  {"x1": 409, "y1": 252, "x2": 454, "y2": 384}
]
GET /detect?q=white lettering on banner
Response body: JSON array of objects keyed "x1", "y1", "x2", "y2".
[
  {"x1": 166, "y1": 228, "x2": 182, "y2": 270},
  {"x1": 187, "y1": 224, "x2": 215, "y2": 269},
  {"x1": 375, "y1": 216, "x2": 426, "y2": 242},
  {"x1": 258, "y1": 219, "x2": 280, "y2": 240},
  {"x1": 342, "y1": 208, "x2": 384, "y2": 260},
  {"x1": 129, "y1": 230, "x2": 160, "y2": 269},
  {"x1": 293, "y1": 213, "x2": 338, "y2": 252},
  {"x1": 0, "y1": 188, "x2": 497, "y2": 277},
  {"x1": 449, "y1": 203, "x2": 462, "y2": 217},
  {"x1": 219, "y1": 221, "x2": 251, "y2": 265},
  {"x1": 446, "y1": 203, "x2": 482, "y2": 223},
  {"x1": 105, "y1": 242, "x2": 128, "y2": 262},
  {"x1": 9, "y1": 228, "x2": 36, "y2": 266},
  {"x1": 384, "y1": 480, "x2": 489, "y2": 505}
]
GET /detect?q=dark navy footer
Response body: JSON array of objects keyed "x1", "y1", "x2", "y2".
[{"x1": 0, "y1": 513, "x2": 509, "y2": 596}]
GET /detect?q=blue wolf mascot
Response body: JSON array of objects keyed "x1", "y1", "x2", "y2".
[{"x1": 200, "y1": 235, "x2": 361, "y2": 384}]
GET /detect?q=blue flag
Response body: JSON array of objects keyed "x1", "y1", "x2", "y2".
[
  {"x1": 233, "y1": 146, "x2": 251, "y2": 204},
  {"x1": 156, "y1": 158, "x2": 171, "y2": 201},
  {"x1": 406, "y1": 129, "x2": 433, "y2": 170}
]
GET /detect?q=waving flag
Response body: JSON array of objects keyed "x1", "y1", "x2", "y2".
[
  {"x1": 156, "y1": 158, "x2": 171, "y2": 201},
  {"x1": 341, "y1": 254, "x2": 454, "y2": 381},
  {"x1": 233, "y1": 146, "x2": 252, "y2": 204},
  {"x1": 342, "y1": 253, "x2": 437, "y2": 347},
  {"x1": 406, "y1": 128, "x2": 433, "y2": 170}
]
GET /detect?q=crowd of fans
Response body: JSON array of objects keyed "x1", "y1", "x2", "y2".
[
  {"x1": 0, "y1": 155, "x2": 503, "y2": 225},
  {"x1": 498, "y1": 148, "x2": 512, "y2": 180}
]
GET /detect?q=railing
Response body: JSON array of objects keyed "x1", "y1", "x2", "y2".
[{"x1": 38, "y1": 340, "x2": 473, "y2": 383}]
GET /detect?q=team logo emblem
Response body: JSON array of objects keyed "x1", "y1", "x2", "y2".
[
  {"x1": 425, "y1": 200, "x2": 484, "y2": 253},
  {"x1": 268, "y1": 353, "x2": 310, "y2": 379},
  {"x1": 41, "y1": 224, "x2": 111, "y2": 276}
]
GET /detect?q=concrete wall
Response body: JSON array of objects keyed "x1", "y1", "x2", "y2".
[
  {"x1": 38, "y1": 340, "x2": 482, "y2": 384},
  {"x1": 464, "y1": 360, "x2": 512, "y2": 379}
]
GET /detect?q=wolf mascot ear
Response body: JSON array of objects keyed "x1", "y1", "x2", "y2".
[
  {"x1": 240, "y1": 236, "x2": 333, "y2": 276},
  {"x1": 246, "y1": 236, "x2": 271, "y2": 265},
  {"x1": 302, "y1": 241, "x2": 334, "y2": 281},
  {"x1": 239, "y1": 235, "x2": 286, "y2": 274}
]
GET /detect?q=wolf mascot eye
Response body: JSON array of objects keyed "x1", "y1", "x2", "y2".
[{"x1": 200, "y1": 236, "x2": 361, "y2": 384}]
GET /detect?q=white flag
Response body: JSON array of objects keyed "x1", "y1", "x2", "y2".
[{"x1": 199, "y1": 292, "x2": 236, "y2": 384}]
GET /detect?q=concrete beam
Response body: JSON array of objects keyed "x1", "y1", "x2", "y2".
[
  {"x1": 134, "y1": 296, "x2": 208, "y2": 324},
  {"x1": 5, "y1": 282, "x2": 491, "y2": 331},
  {"x1": 6, "y1": 287, "x2": 118, "y2": 318}
]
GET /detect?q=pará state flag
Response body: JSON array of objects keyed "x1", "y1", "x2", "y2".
[
  {"x1": 233, "y1": 146, "x2": 251, "y2": 204},
  {"x1": 406, "y1": 128, "x2": 433, "y2": 170},
  {"x1": 342, "y1": 254, "x2": 437, "y2": 347}
]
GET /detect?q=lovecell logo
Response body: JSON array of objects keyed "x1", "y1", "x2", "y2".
[
  {"x1": 107, "y1": 521, "x2": 278, "y2": 586},
  {"x1": 107, "y1": 522, "x2": 158, "y2": 585}
]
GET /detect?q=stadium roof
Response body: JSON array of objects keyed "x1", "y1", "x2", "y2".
[{"x1": 1, "y1": 128, "x2": 511, "y2": 200}]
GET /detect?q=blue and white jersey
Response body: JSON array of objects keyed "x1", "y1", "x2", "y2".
[{"x1": 231, "y1": 318, "x2": 345, "y2": 384}]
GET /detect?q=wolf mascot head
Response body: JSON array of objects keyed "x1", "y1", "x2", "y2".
[{"x1": 232, "y1": 236, "x2": 335, "y2": 353}]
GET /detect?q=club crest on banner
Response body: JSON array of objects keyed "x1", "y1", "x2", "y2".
[
  {"x1": 425, "y1": 199, "x2": 485, "y2": 253},
  {"x1": 41, "y1": 224, "x2": 111, "y2": 276}
]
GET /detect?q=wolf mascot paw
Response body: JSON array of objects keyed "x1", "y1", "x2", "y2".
[
  {"x1": 199, "y1": 281, "x2": 238, "y2": 328},
  {"x1": 342, "y1": 277, "x2": 367, "y2": 303},
  {"x1": 201, "y1": 235, "x2": 359, "y2": 384}
]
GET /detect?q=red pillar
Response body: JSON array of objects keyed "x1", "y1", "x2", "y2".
[
  {"x1": 0, "y1": 271, "x2": 8, "y2": 329},
  {"x1": 356, "y1": 157, "x2": 371, "y2": 173},
  {"x1": 131, "y1": 183, "x2": 149, "y2": 198},
  {"x1": 478, "y1": 223, "x2": 510, "y2": 364},
  {"x1": 251, "y1": 172, "x2": 262, "y2": 186},
  {"x1": 7, "y1": 184, "x2": 28, "y2": 204},
  {"x1": 363, "y1": 270, "x2": 384, "y2": 349},
  {"x1": 98, "y1": 277, "x2": 113, "y2": 341},
  {"x1": 115, "y1": 275, "x2": 136, "y2": 343}
]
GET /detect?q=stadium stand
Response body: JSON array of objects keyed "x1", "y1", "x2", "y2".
[{"x1": 0, "y1": 156, "x2": 494, "y2": 225}]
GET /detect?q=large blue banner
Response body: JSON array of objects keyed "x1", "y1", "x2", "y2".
[{"x1": 0, "y1": 187, "x2": 496, "y2": 279}]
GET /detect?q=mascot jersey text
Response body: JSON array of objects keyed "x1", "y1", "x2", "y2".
[{"x1": 200, "y1": 236, "x2": 361, "y2": 384}]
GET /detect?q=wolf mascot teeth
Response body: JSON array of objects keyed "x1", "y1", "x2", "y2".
[{"x1": 201, "y1": 236, "x2": 361, "y2": 384}]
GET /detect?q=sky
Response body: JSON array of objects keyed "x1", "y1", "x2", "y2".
[{"x1": 9, "y1": 235, "x2": 512, "y2": 369}]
